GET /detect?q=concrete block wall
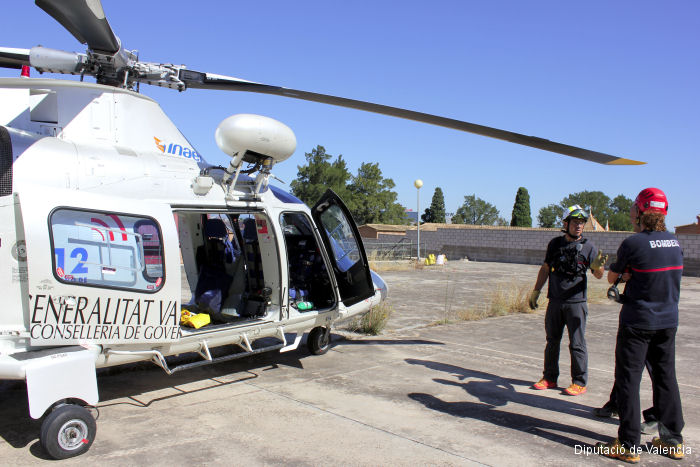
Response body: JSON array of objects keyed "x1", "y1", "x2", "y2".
[
  {"x1": 397, "y1": 226, "x2": 700, "y2": 277},
  {"x1": 678, "y1": 233, "x2": 700, "y2": 276}
]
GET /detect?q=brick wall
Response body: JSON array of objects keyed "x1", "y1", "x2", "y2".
[{"x1": 392, "y1": 226, "x2": 700, "y2": 277}]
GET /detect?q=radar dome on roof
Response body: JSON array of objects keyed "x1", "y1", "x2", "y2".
[{"x1": 215, "y1": 114, "x2": 296, "y2": 164}]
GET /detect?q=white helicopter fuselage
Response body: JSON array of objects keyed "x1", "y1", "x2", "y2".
[{"x1": 0, "y1": 77, "x2": 384, "y2": 420}]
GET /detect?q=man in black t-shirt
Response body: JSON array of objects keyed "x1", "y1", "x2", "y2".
[
  {"x1": 528, "y1": 205, "x2": 607, "y2": 396},
  {"x1": 596, "y1": 188, "x2": 685, "y2": 463}
]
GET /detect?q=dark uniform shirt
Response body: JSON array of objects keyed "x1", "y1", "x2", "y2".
[
  {"x1": 544, "y1": 236, "x2": 598, "y2": 303},
  {"x1": 610, "y1": 230, "x2": 683, "y2": 330}
]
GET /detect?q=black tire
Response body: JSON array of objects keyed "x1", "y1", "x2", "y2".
[
  {"x1": 40, "y1": 404, "x2": 96, "y2": 460},
  {"x1": 307, "y1": 326, "x2": 330, "y2": 355}
]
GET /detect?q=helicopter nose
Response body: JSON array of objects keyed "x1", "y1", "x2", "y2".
[{"x1": 370, "y1": 270, "x2": 388, "y2": 301}]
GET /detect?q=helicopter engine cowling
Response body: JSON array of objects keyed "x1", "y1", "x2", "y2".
[
  {"x1": 29, "y1": 46, "x2": 88, "y2": 75},
  {"x1": 214, "y1": 114, "x2": 296, "y2": 165}
]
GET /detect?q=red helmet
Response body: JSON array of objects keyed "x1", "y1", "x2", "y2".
[{"x1": 635, "y1": 187, "x2": 668, "y2": 215}]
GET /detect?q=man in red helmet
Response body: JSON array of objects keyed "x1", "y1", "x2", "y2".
[{"x1": 596, "y1": 187, "x2": 685, "y2": 463}]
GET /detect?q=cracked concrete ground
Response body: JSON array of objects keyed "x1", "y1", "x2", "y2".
[{"x1": 1, "y1": 261, "x2": 698, "y2": 465}]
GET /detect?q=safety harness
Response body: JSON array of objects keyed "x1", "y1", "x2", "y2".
[{"x1": 551, "y1": 237, "x2": 589, "y2": 279}]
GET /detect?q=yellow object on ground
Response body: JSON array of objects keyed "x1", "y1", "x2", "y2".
[{"x1": 180, "y1": 308, "x2": 211, "y2": 329}]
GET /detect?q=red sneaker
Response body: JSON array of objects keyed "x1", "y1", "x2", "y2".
[
  {"x1": 532, "y1": 378, "x2": 556, "y2": 390},
  {"x1": 564, "y1": 383, "x2": 587, "y2": 396}
]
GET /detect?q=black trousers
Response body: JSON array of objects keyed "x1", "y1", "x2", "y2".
[
  {"x1": 602, "y1": 361, "x2": 656, "y2": 423},
  {"x1": 615, "y1": 325, "x2": 684, "y2": 449},
  {"x1": 543, "y1": 300, "x2": 587, "y2": 386}
]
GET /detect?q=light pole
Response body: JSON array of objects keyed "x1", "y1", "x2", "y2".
[{"x1": 414, "y1": 179, "x2": 423, "y2": 260}]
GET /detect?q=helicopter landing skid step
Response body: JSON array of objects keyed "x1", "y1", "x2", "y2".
[{"x1": 105, "y1": 329, "x2": 301, "y2": 376}]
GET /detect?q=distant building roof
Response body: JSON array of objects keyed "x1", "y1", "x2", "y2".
[
  {"x1": 584, "y1": 213, "x2": 606, "y2": 231},
  {"x1": 362, "y1": 224, "x2": 411, "y2": 232},
  {"x1": 675, "y1": 215, "x2": 700, "y2": 234},
  {"x1": 358, "y1": 224, "x2": 411, "y2": 239}
]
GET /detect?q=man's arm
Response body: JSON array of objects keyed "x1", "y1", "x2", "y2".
[
  {"x1": 528, "y1": 263, "x2": 549, "y2": 310},
  {"x1": 608, "y1": 269, "x2": 631, "y2": 284},
  {"x1": 608, "y1": 242, "x2": 630, "y2": 284},
  {"x1": 534, "y1": 263, "x2": 549, "y2": 291}
]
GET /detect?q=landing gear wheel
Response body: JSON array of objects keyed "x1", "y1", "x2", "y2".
[
  {"x1": 40, "y1": 404, "x2": 96, "y2": 459},
  {"x1": 307, "y1": 326, "x2": 331, "y2": 355}
]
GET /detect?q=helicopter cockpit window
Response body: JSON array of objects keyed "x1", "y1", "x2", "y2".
[
  {"x1": 49, "y1": 209, "x2": 165, "y2": 292},
  {"x1": 319, "y1": 205, "x2": 360, "y2": 273}
]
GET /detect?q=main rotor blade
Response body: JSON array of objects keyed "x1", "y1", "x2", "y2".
[
  {"x1": 179, "y1": 70, "x2": 644, "y2": 166},
  {"x1": 36, "y1": 0, "x2": 119, "y2": 53},
  {"x1": 0, "y1": 48, "x2": 30, "y2": 69}
]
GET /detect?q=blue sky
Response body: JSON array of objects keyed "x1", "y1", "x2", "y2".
[{"x1": 2, "y1": 1, "x2": 698, "y2": 231}]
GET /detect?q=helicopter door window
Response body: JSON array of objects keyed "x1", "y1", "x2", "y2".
[
  {"x1": 281, "y1": 212, "x2": 335, "y2": 311},
  {"x1": 320, "y1": 205, "x2": 361, "y2": 273},
  {"x1": 239, "y1": 214, "x2": 265, "y2": 292},
  {"x1": 49, "y1": 209, "x2": 165, "y2": 292},
  {"x1": 133, "y1": 219, "x2": 164, "y2": 283}
]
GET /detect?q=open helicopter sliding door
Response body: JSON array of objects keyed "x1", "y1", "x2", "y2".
[
  {"x1": 20, "y1": 188, "x2": 181, "y2": 349},
  {"x1": 312, "y1": 190, "x2": 374, "y2": 318}
]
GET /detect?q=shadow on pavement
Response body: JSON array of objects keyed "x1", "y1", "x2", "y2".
[
  {"x1": 0, "y1": 380, "x2": 41, "y2": 449},
  {"x1": 335, "y1": 338, "x2": 445, "y2": 347},
  {"x1": 407, "y1": 358, "x2": 613, "y2": 448},
  {"x1": 0, "y1": 333, "x2": 444, "y2": 457},
  {"x1": 0, "y1": 341, "x2": 310, "y2": 453}
]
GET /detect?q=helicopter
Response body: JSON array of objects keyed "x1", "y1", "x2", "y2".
[{"x1": 0, "y1": 0, "x2": 644, "y2": 460}]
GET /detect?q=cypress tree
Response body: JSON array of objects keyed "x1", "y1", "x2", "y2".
[
  {"x1": 510, "y1": 187, "x2": 532, "y2": 227},
  {"x1": 423, "y1": 187, "x2": 446, "y2": 223}
]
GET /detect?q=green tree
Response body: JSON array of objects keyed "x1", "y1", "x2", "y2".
[
  {"x1": 510, "y1": 187, "x2": 532, "y2": 227},
  {"x1": 560, "y1": 191, "x2": 612, "y2": 223},
  {"x1": 557, "y1": 191, "x2": 634, "y2": 231},
  {"x1": 347, "y1": 162, "x2": 406, "y2": 225},
  {"x1": 290, "y1": 145, "x2": 351, "y2": 205},
  {"x1": 608, "y1": 194, "x2": 634, "y2": 231},
  {"x1": 537, "y1": 203, "x2": 561, "y2": 228},
  {"x1": 420, "y1": 207, "x2": 432, "y2": 224},
  {"x1": 451, "y1": 194, "x2": 501, "y2": 225},
  {"x1": 291, "y1": 146, "x2": 407, "y2": 225},
  {"x1": 421, "y1": 187, "x2": 446, "y2": 223}
]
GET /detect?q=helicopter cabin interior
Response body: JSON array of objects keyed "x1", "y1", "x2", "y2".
[{"x1": 175, "y1": 210, "x2": 336, "y2": 329}]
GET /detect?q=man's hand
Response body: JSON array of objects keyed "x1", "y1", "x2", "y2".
[
  {"x1": 528, "y1": 290, "x2": 541, "y2": 310},
  {"x1": 591, "y1": 250, "x2": 608, "y2": 270}
]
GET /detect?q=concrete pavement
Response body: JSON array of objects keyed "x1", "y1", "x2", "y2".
[{"x1": 1, "y1": 261, "x2": 698, "y2": 465}]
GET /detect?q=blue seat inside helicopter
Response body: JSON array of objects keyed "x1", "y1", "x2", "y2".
[{"x1": 193, "y1": 218, "x2": 235, "y2": 318}]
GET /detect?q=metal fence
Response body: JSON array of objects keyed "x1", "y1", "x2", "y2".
[{"x1": 363, "y1": 238, "x2": 426, "y2": 260}]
